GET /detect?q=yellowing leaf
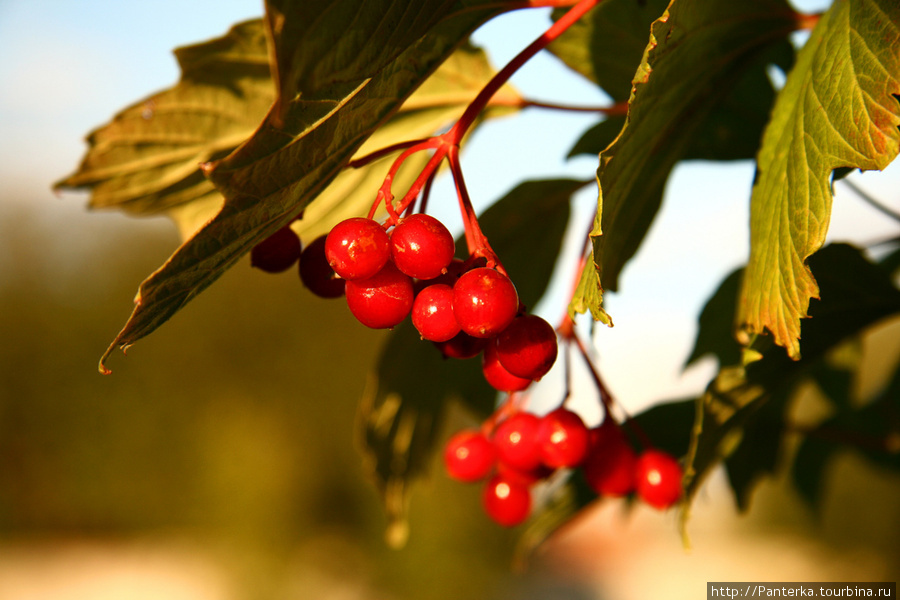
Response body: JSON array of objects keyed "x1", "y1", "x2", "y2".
[
  {"x1": 55, "y1": 20, "x2": 274, "y2": 216},
  {"x1": 738, "y1": 0, "x2": 900, "y2": 359}
]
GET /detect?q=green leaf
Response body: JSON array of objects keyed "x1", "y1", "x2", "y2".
[
  {"x1": 685, "y1": 267, "x2": 745, "y2": 370},
  {"x1": 82, "y1": 2, "x2": 513, "y2": 372},
  {"x1": 55, "y1": 20, "x2": 274, "y2": 217},
  {"x1": 793, "y1": 362, "x2": 900, "y2": 507},
  {"x1": 573, "y1": 0, "x2": 798, "y2": 322},
  {"x1": 682, "y1": 244, "x2": 900, "y2": 520},
  {"x1": 359, "y1": 178, "x2": 578, "y2": 539},
  {"x1": 568, "y1": 42, "x2": 793, "y2": 161},
  {"x1": 737, "y1": 0, "x2": 900, "y2": 359},
  {"x1": 548, "y1": 0, "x2": 671, "y2": 102}
]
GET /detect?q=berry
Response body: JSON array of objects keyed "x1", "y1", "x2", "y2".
[
  {"x1": 390, "y1": 214, "x2": 455, "y2": 280},
  {"x1": 299, "y1": 235, "x2": 345, "y2": 298},
  {"x1": 433, "y1": 331, "x2": 489, "y2": 359},
  {"x1": 496, "y1": 461, "x2": 554, "y2": 487},
  {"x1": 582, "y1": 420, "x2": 637, "y2": 497},
  {"x1": 453, "y1": 267, "x2": 519, "y2": 339},
  {"x1": 250, "y1": 225, "x2": 302, "y2": 273},
  {"x1": 412, "y1": 284, "x2": 460, "y2": 342},
  {"x1": 492, "y1": 412, "x2": 542, "y2": 472},
  {"x1": 444, "y1": 430, "x2": 496, "y2": 483},
  {"x1": 482, "y1": 475, "x2": 531, "y2": 527},
  {"x1": 634, "y1": 449, "x2": 683, "y2": 510},
  {"x1": 324, "y1": 217, "x2": 390, "y2": 280},
  {"x1": 496, "y1": 314, "x2": 558, "y2": 380},
  {"x1": 537, "y1": 408, "x2": 589, "y2": 468},
  {"x1": 482, "y1": 341, "x2": 532, "y2": 392},
  {"x1": 344, "y1": 262, "x2": 414, "y2": 329}
]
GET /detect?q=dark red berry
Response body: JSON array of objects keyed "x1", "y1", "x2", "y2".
[
  {"x1": 482, "y1": 341, "x2": 532, "y2": 392},
  {"x1": 492, "y1": 412, "x2": 542, "y2": 472},
  {"x1": 412, "y1": 284, "x2": 460, "y2": 342},
  {"x1": 634, "y1": 449, "x2": 682, "y2": 509},
  {"x1": 537, "y1": 408, "x2": 590, "y2": 468},
  {"x1": 250, "y1": 225, "x2": 302, "y2": 273},
  {"x1": 390, "y1": 214, "x2": 455, "y2": 280},
  {"x1": 344, "y1": 262, "x2": 414, "y2": 329},
  {"x1": 444, "y1": 430, "x2": 496, "y2": 483},
  {"x1": 582, "y1": 420, "x2": 637, "y2": 497},
  {"x1": 299, "y1": 235, "x2": 345, "y2": 298},
  {"x1": 433, "y1": 331, "x2": 489, "y2": 359},
  {"x1": 453, "y1": 267, "x2": 519, "y2": 339},
  {"x1": 496, "y1": 314, "x2": 558, "y2": 380},
  {"x1": 482, "y1": 475, "x2": 531, "y2": 527},
  {"x1": 496, "y1": 462, "x2": 555, "y2": 487},
  {"x1": 324, "y1": 217, "x2": 390, "y2": 280}
]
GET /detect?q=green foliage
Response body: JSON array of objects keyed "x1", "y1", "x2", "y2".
[
  {"x1": 738, "y1": 0, "x2": 900, "y2": 359},
  {"x1": 58, "y1": 0, "x2": 900, "y2": 550}
]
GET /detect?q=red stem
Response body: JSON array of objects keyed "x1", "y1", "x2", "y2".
[{"x1": 445, "y1": 0, "x2": 601, "y2": 145}]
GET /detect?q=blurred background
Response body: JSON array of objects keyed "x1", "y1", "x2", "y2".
[{"x1": 1, "y1": 1, "x2": 898, "y2": 598}]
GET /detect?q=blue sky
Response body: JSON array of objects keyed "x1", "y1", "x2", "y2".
[{"x1": 1, "y1": 0, "x2": 897, "y2": 410}]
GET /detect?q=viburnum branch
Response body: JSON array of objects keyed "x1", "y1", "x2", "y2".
[
  {"x1": 447, "y1": 144, "x2": 505, "y2": 270},
  {"x1": 445, "y1": 0, "x2": 602, "y2": 146}
]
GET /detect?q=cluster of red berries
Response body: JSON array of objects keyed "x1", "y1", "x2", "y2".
[
  {"x1": 444, "y1": 408, "x2": 683, "y2": 527},
  {"x1": 252, "y1": 214, "x2": 559, "y2": 391}
]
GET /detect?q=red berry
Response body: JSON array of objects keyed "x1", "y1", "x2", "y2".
[
  {"x1": 453, "y1": 268, "x2": 519, "y2": 339},
  {"x1": 537, "y1": 408, "x2": 589, "y2": 468},
  {"x1": 324, "y1": 217, "x2": 390, "y2": 280},
  {"x1": 444, "y1": 430, "x2": 496, "y2": 483},
  {"x1": 582, "y1": 420, "x2": 637, "y2": 497},
  {"x1": 412, "y1": 284, "x2": 460, "y2": 342},
  {"x1": 299, "y1": 235, "x2": 345, "y2": 298},
  {"x1": 344, "y1": 262, "x2": 414, "y2": 329},
  {"x1": 492, "y1": 412, "x2": 542, "y2": 472},
  {"x1": 634, "y1": 449, "x2": 682, "y2": 509},
  {"x1": 432, "y1": 331, "x2": 489, "y2": 359},
  {"x1": 482, "y1": 341, "x2": 532, "y2": 392},
  {"x1": 482, "y1": 475, "x2": 531, "y2": 527},
  {"x1": 496, "y1": 462, "x2": 555, "y2": 487},
  {"x1": 496, "y1": 314, "x2": 558, "y2": 380},
  {"x1": 390, "y1": 214, "x2": 456, "y2": 280},
  {"x1": 250, "y1": 225, "x2": 302, "y2": 273}
]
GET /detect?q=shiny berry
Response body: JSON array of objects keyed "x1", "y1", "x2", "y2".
[
  {"x1": 324, "y1": 217, "x2": 390, "y2": 280},
  {"x1": 582, "y1": 420, "x2": 637, "y2": 497},
  {"x1": 492, "y1": 412, "x2": 542, "y2": 472},
  {"x1": 635, "y1": 449, "x2": 683, "y2": 509},
  {"x1": 412, "y1": 284, "x2": 460, "y2": 342},
  {"x1": 453, "y1": 268, "x2": 519, "y2": 339},
  {"x1": 390, "y1": 214, "x2": 456, "y2": 280},
  {"x1": 433, "y1": 331, "x2": 489, "y2": 359},
  {"x1": 537, "y1": 408, "x2": 589, "y2": 468},
  {"x1": 482, "y1": 341, "x2": 532, "y2": 392},
  {"x1": 444, "y1": 430, "x2": 496, "y2": 483},
  {"x1": 344, "y1": 262, "x2": 413, "y2": 329},
  {"x1": 482, "y1": 475, "x2": 531, "y2": 527},
  {"x1": 299, "y1": 235, "x2": 345, "y2": 298},
  {"x1": 496, "y1": 314, "x2": 558, "y2": 380},
  {"x1": 250, "y1": 225, "x2": 302, "y2": 273}
]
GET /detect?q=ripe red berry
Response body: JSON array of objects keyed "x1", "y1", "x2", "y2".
[
  {"x1": 453, "y1": 267, "x2": 519, "y2": 339},
  {"x1": 537, "y1": 408, "x2": 589, "y2": 468},
  {"x1": 324, "y1": 217, "x2": 390, "y2": 280},
  {"x1": 390, "y1": 214, "x2": 456, "y2": 280},
  {"x1": 482, "y1": 341, "x2": 532, "y2": 392},
  {"x1": 496, "y1": 314, "x2": 558, "y2": 380},
  {"x1": 444, "y1": 430, "x2": 496, "y2": 483},
  {"x1": 582, "y1": 420, "x2": 637, "y2": 497},
  {"x1": 482, "y1": 475, "x2": 531, "y2": 527},
  {"x1": 250, "y1": 225, "x2": 302, "y2": 273},
  {"x1": 432, "y1": 331, "x2": 489, "y2": 359},
  {"x1": 411, "y1": 284, "x2": 460, "y2": 342},
  {"x1": 492, "y1": 412, "x2": 542, "y2": 472},
  {"x1": 299, "y1": 235, "x2": 345, "y2": 298},
  {"x1": 344, "y1": 262, "x2": 414, "y2": 329},
  {"x1": 634, "y1": 449, "x2": 683, "y2": 510}
]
